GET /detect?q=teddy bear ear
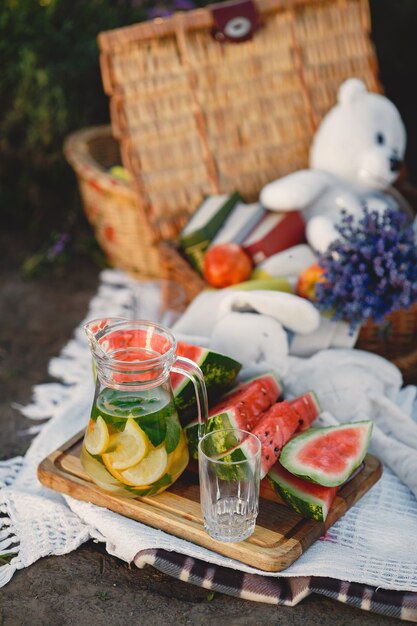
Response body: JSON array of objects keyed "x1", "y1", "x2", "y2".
[{"x1": 337, "y1": 77, "x2": 367, "y2": 105}]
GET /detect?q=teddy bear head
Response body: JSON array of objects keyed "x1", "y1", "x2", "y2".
[{"x1": 310, "y1": 78, "x2": 406, "y2": 191}]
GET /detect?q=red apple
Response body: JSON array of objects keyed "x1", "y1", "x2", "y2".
[
  {"x1": 203, "y1": 243, "x2": 253, "y2": 288},
  {"x1": 296, "y1": 263, "x2": 326, "y2": 300}
]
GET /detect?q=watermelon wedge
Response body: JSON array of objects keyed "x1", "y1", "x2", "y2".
[
  {"x1": 184, "y1": 371, "x2": 282, "y2": 458},
  {"x1": 208, "y1": 371, "x2": 282, "y2": 423},
  {"x1": 279, "y1": 421, "x2": 373, "y2": 487},
  {"x1": 289, "y1": 391, "x2": 321, "y2": 432},
  {"x1": 267, "y1": 461, "x2": 338, "y2": 521},
  {"x1": 203, "y1": 395, "x2": 321, "y2": 479},
  {"x1": 249, "y1": 399, "x2": 318, "y2": 478},
  {"x1": 185, "y1": 408, "x2": 242, "y2": 461},
  {"x1": 172, "y1": 342, "x2": 241, "y2": 425}
]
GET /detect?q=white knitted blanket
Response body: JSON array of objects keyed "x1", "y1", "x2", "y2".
[{"x1": 1, "y1": 269, "x2": 417, "y2": 591}]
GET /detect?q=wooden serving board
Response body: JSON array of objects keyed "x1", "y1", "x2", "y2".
[{"x1": 38, "y1": 432, "x2": 382, "y2": 572}]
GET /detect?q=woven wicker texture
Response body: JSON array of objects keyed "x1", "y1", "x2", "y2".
[
  {"x1": 356, "y1": 304, "x2": 417, "y2": 384},
  {"x1": 67, "y1": 2, "x2": 417, "y2": 380},
  {"x1": 98, "y1": 0, "x2": 380, "y2": 243},
  {"x1": 64, "y1": 126, "x2": 161, "y2": 278}
]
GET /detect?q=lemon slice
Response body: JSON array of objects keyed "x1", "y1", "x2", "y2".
[
  {"x1": 80, "y1": 447, "x2": 122, "y2": 493},
  {"x1": 102, "y1": 418, "x2": 148, "y2": 471},
  {"x1": 84, "y1": 416, "x2": 109, "y2": 456},
  {"x1": 167, "y1": 432, "x2": 189, "y2": 477},
  {"x1": 119, "y1": 446, "x2": 168, "y2": 486}
]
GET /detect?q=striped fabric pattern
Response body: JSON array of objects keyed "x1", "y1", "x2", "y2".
[{"x1": 134, "y1": 549, "x2": 417, "y2": 622}]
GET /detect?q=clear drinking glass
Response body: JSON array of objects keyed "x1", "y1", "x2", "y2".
[{"x1": 198, "y1": 428, "x2": 261, "y2": 543}]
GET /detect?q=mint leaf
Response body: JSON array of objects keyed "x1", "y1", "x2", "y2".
[
  {"x1": 165, "y1": 417, "x2": 181, "y2": 454},
  {"x1": 135, "y1": 413, "x2": 166, "y2": 447}
]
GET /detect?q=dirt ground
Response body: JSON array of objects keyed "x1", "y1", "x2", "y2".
[{"x1": 0, "y1": 229, "x2": 404, "y2": 626}]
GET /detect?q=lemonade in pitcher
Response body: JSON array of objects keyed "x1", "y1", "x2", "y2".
[{"x1": 81, "y1": 318, "x2": 207, "y2": 498}]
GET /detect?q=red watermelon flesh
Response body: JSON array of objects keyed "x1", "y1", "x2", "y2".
[
  {"x1": 230, "y1": 396, "x2": 320, "y2": 479},
  {"x1": 170, "y1": 342, "x2": 202, "y2": 390},
  {"x1": 289, "y1": 391, "x2": 321, "y2": 432},
  {"x1": 250, "y1": 401, "x2": 304, "y2": 478},
  {"x1": 208, "y1": 371, "x2": 282, "y2": 430}
]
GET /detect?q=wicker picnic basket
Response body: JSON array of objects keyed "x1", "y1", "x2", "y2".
[
  {"x1": 67, "y1": 0, "x2": 417, "y2": 379},
  {"x1": 97, "y1": 0, "x2": 381, "y2": 274}
]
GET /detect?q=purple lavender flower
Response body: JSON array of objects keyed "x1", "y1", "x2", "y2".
[
  {"x1": 147, "y1": 0, "x2": 195, "y2": 19},
  {"x1": 147, "y1": 5, "x2": 173, "y2": 18},
  {"x1": 173, "y1": 0, "x2": 195, "y2": 9},
  {"x1": 46, "y1": 232, "x2": 71, "y2": 260},
  {"x1": 314, "y1": 207, "x2": 417, "y2": 331}
]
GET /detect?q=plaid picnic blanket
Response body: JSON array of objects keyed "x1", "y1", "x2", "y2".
[{"x1": 136, "y1": 549, "x2": 417, "y2": 622}]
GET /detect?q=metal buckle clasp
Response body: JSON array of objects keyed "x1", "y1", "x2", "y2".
[{"x1": 211, "y1": 0, "x2": 260, "y2": 43}]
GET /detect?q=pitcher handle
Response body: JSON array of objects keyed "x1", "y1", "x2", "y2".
[{"x1": 172, "y1": 355, "x2": 208, "y2": 440}]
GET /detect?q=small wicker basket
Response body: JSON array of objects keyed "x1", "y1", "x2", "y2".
[{"x1": 64, "y1": 125, "x2": 162, "y2": 279}]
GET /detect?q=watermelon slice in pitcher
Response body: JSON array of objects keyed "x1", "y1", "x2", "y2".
[{"x1": 171, "y1": 342, "x2": 242, "y2": 425}]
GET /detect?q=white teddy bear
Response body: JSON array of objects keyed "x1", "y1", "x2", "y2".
[{"x1": 260, "y1": 78, "x2": 407, "y2": 253}]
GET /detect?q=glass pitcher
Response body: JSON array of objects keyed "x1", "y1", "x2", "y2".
[{"x1": 80, "y1": 318, "x2": 208, "y2": 498}]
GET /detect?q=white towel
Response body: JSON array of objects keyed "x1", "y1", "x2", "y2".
[{"x1": 216, "y1": 290, "x2": 320, "y2": 334}]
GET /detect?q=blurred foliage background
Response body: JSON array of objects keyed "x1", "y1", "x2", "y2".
[{"x1": 1, "y1": 0, "x2": 416, "y2": 270}]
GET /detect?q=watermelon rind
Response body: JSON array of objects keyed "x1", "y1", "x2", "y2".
[
  {"x1": 185, "y1": 409, "x2": 243, "y2": 460},
  {"x1": 267, "y1": 462, "x2": 337, "y2": 522},
  {"x1": 279, "y1": 420, "x2": 373, "y2": 487},
  {"x1": 210, "y1": 435, "x2": 260, "y2": 482},
  {"x1": 173, "y1": 346, "x2": 241, "y2": 425}
]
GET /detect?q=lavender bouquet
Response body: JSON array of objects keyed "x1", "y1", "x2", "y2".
[{"x1": 314, "y1": 207, "x2": 417, "y2": 332}]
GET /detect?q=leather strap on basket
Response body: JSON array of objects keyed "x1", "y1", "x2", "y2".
[{"x1": 211, "y1": 0, "x2": 260, "y2": 43}]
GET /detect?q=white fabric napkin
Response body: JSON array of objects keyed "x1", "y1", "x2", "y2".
[{"x1": 1, "y1": 269, "x2": 417, "y2": 593}]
